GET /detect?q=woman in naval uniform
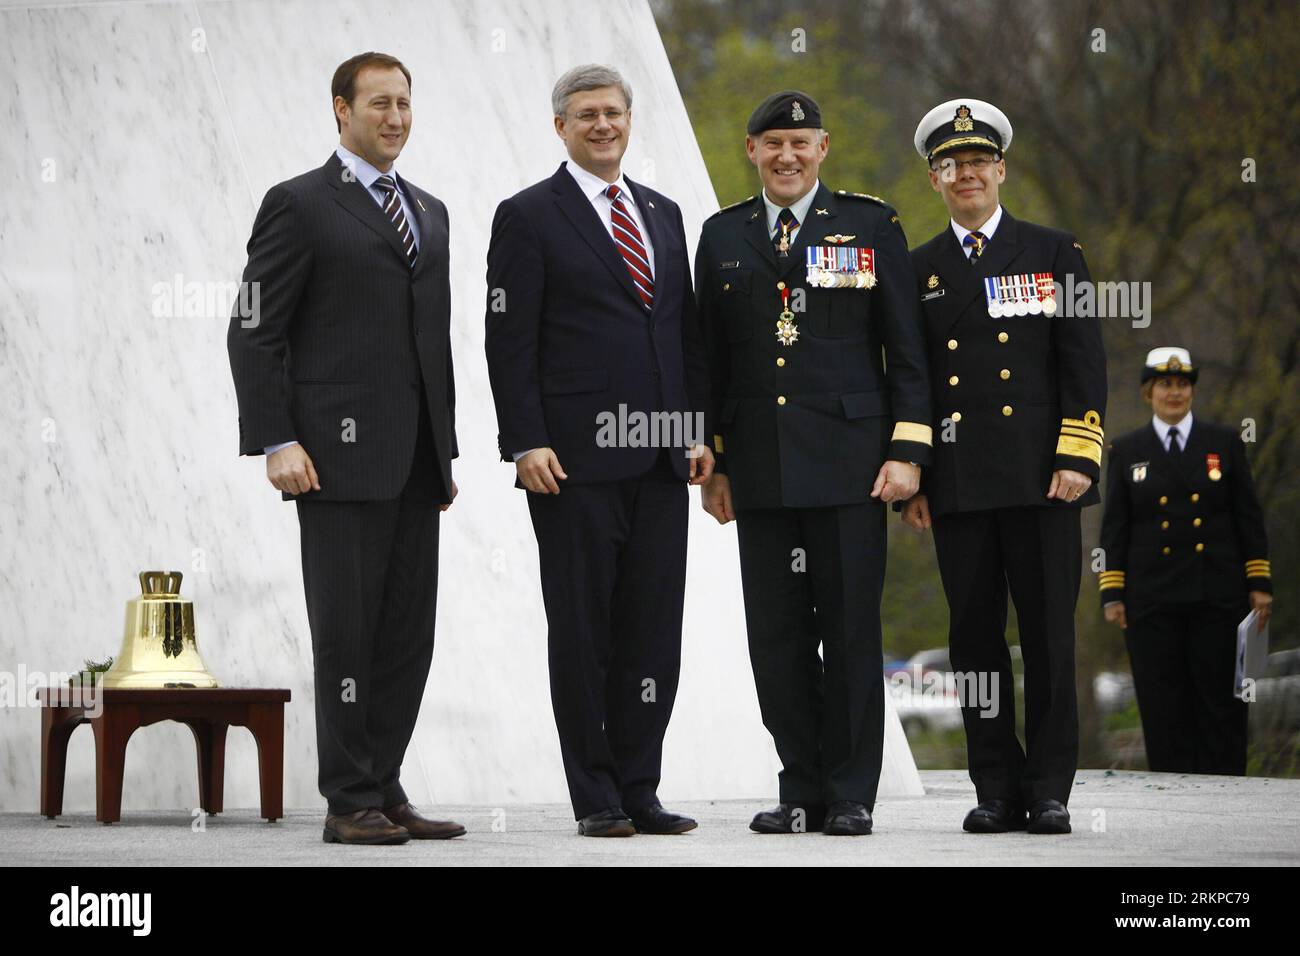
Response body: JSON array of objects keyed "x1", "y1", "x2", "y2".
[{"x1": 1098, "y1": 347, "x2": 1274, "y2": 775}]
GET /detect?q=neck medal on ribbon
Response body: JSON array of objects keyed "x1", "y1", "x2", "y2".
[
  {"x1": 804, "y1": 244, "x2": 876, "y2": 289},
  {"x1": 983, "y1": 272, "x2": 1057, "y2": 318}
]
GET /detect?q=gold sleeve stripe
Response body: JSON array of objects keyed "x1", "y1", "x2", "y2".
[
  {"x1": 1062, "y1": 416, "x2": 1105, "y2": 437},
  {"x1": 713, "y1": 434, "x2": 725, "y2": 454},
  {"x1": 1057, "y1": 435, "x2": 1103, "y2": 465},
  {"x1": 1245, "y1": 561, "x2": 1271, "y2": 576},
  {"x1": 1060, "y1": 426, "x2": 1104, "y2": 444},
  {"x1": 1098, "y1": 572, "x2": 1126, "y2": 584},
  {"x1": 892, "y1": 422, "x2": 934, "y2": 446},
  {"x1": 1098, "y1": 571, "x2": 1126, "y2": 580}
]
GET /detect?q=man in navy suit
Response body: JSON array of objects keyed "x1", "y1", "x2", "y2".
[{"x1": 485, "y1": 64, "x2": 713, "y2": 837}]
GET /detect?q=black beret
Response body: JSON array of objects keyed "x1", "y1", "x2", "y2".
[{"x1": 747, "y1": 91, "x2": 822, "y2": 136}]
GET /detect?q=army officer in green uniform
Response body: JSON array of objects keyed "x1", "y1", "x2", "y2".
[
  {"x1": 696, "y1": 91, "x2": 933, "y2": 836},
  {"x1": 1099, "y1": 347, "x2": 1273, "y2": 775}
]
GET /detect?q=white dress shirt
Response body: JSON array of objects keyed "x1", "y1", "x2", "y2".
[
  {"x1": 950, "y1": 204, "x2": 1004, "y2": 259},
  {"x1": 265, "y1": 144, "x2": 422, "y2": 457},
  {"x1": 762, "y1": 179, "x2": 821, "y2": 244},
  {"x1": 1152, "y1": 411, "x2": 1194, "y2": 451}
]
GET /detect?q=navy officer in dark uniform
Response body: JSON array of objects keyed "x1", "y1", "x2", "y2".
[
  {"x1": 901, "y1": 99, "x2": 1107, "y2": 835},
  {"x1": 1099, "y1": 347, "x2": 1273, "y2": 775},
  {"x1": 696, "y1": 91, "x2": 933, "y2": 836}
]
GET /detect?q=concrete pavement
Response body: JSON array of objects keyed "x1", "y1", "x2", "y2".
[{"x1": 5, "y1": 771, "x2": 1298, "y2": 866}]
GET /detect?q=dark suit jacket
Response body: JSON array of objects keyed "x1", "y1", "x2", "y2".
[
  {"x1": 484, "y1": 163, "x2": 709, "y2": 486},
  {"x1": 1098, "y1": 419, "x2": 1271, "y2": 608},
  {"x1": 910, "y1": 209, "x2": 1106, "y2": 518},
  {"x1": 695, "y1": 184, "x2": 932, "y2": 510},
  {"x1": 227, "y1": 152, "x2": 457, "y2": 502}
]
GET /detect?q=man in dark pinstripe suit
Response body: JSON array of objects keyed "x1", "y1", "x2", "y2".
[{"x1": 227, "y1": 52, "x2": 463, "y2": 845}]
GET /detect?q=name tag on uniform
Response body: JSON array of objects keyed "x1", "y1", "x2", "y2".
[
  {"x1": 921, "y1": 289, "x2": 945, "y2": 301},
  {"x1": 806, "y1": 245, "x2": 876, "y2": 289},
  {"x1": 719, "y1": 260, "x2": 741, "y2": 269},
  {"x1": 984, "y1": 272, "x2": 1057, "y2": 317}
]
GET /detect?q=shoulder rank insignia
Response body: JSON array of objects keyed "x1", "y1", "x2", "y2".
[
  {"x1": 708, "y1": 196, "x2": 755, "y2": 218},
  {"x1": 823, "y1": 234, "x2": 856, "y2": 244},
  {"x1": 836, "y1": 190, "x2": 888, "y2": 207}
]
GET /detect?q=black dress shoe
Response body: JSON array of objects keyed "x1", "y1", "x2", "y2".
[
  {"x1": 577, "y1": 808, "x2": 636, "y2": 837},
  {"x1": 749, "y1": 803, "x2": 826, "y2": 833},
  {"x1": 962, "y1": 799, "x2": 1027, "y2": 833},
  {"x1": 322, "y1": 808, "x2": 410, "y2": 845},
  {"x1": 823, "y1": 801, "x2": 873, "y2": 836},
  {"x1": 629, "y1": 802, "x2": 697, "y2": 834},
  {"x1": 1027, "y1": 799, "x2": 1071, "y2": 834}
]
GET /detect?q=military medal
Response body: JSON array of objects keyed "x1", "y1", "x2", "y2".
[
  {"x1": 775, "y1": 282, "x2": 799, "y2": 346},
  {"x1": 777, "y1": 219, "x2": 793, "y2": 257},
  {"x1": 1207, "y1": 453, "x2": 1222, "y2": 481},
  {"x1": 805, "y1": 245, "x2": 876, "y2": 289},
  {"x1": 985, "y1": 272, "x2": 1056, "y2": 317}
]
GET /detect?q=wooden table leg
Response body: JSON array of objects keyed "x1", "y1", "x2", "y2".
[
  {"x1": 40, "y1": 706, "x2": 82, "y2": 819},
  {"x1": 184, "y1": 719, "x2": 228, "y2": 815},
  {"x1": 247, "y1": 703, "x2": 284, "y2": 822},
  {"x1": 91, "y1": 706, "x2": 138, "y2": 825}
]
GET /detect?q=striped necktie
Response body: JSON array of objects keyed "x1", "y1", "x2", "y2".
[
  {"x1": 374, "y1": 175, "x2": 417, "y2": 268},
  {"x1": 606, "y1": 184, "x2": 654, "y2": 308},
  {"x1": 964, "y1": 230, "x2": 987, "y2": 264}
]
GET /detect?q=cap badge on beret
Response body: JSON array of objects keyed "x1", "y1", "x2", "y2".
[
  {"x1": 954, "y1": 105, "x2": 974, "y2": 132},
  {"x1": 791, "y1": 101, "x2": 805, "y2": 121}
]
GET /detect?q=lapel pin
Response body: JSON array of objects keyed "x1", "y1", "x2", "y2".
[
  {"x1": 415, "y1": 197, "x2": 427, "y2": 212},
  {"x1": 815, "y1": 208, "x2": 829, "y2": 216},
  {"x1": 648, "y1": 201, "x2": 655, "y2": 209}
]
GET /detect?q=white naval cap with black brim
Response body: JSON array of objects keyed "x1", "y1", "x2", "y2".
[{"x1": 914, "y1": 98, "x2": 1013, "y2": 162}]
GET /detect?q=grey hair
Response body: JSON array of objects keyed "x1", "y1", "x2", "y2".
[{"x1": 551, "y1": 64, "x2": 633, "y2": 117}]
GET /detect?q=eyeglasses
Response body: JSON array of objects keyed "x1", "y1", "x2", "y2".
[
  {"x1": 571, "y1": 109, "x2": 627, "y2": 124},
  {"x1": 933, "y1": 156, "x2": 998, "y2": 174}
]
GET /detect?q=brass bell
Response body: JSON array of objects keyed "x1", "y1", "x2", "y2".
[{"x1": 101, "y1": 571, "x2": 219, "y2": 689}]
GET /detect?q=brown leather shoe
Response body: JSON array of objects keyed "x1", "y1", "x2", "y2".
[
  {"x1": 382, "y1": 801, "x2": 466, "y2": 839},
  {"x1": 323, "y1": 808, "x2": 410, "y2": 845}
]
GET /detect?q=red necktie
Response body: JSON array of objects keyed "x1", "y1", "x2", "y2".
[{"x1": 606, "y1": 184, "x2": 654, "y2": 308}]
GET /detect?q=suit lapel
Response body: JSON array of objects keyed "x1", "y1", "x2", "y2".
[
  {"x1": 401, "y1": 178, "x2": 440, "y2": 278},
  {"x1": 323, "y1": 152, "x2": 410, "y2": 266},
  {"x1": 550, "y1": 164, "x2": 644, "y2": 312},
  {"x1": 742, "y1": 198, "x2": 779, "y2": 273},
  {"x1": 1177, "y1": 419, "x2": 1207, "y2": 483}
]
